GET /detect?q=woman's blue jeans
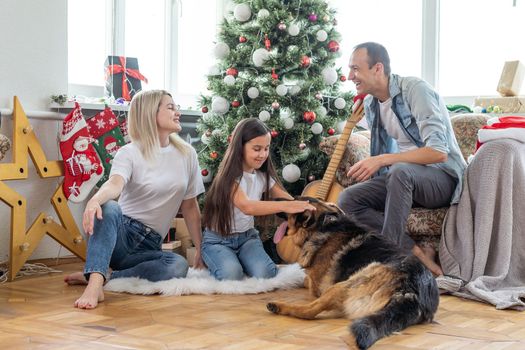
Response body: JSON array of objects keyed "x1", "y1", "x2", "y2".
[
  {"x1": 201, "y1": 228, "x2": 278, "y2": 281},
  {"x1": 83, "y1": 200, "x2": 188, "y2": 282}
]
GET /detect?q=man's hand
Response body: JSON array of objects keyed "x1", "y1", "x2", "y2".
[{"x1": 347, "y1": 156, "x2": 385, "y2": 182}]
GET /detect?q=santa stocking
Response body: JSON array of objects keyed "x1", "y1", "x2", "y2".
[
  {"x1": 86, "y1": 106, "x2": 127, "y2": 186},
  {"x1": 60, "y1": 103, "x2": 103, "y2": 202}
]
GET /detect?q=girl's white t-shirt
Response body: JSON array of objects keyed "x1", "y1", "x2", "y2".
[
  {"x1": 110, "y1": 142, "x2": 204, "y2": 238},
  {"x1": 231, "y1": 171, "x2": 275, "y2": 233}
]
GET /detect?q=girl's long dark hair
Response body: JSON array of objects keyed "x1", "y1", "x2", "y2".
[{"x1": 203, "y1": 118, "x2": 282, "y2": 236}]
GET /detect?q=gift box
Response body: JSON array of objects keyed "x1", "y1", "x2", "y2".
[
  {"x1": 497, "y1": 60, "x2": 525, "y2": 97},
  {"x1": 104, "y1": 56, "x2": 148, "y2": 101},
  {"x1": 474, "y1": 96, "x2": 525, "y2": 113}
]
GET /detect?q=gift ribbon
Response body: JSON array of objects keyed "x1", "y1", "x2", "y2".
[{"x1": 105, "y1": 57, "x2": 148, "y2": 101}]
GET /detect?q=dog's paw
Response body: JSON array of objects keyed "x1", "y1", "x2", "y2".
[{"x1": 266, "y1": 302, "x2": 280, "y2": 314}]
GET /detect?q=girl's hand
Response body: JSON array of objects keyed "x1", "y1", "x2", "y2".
[
  {"x1": 82, "y1": 199, "x2": 103, "y2": 235},
  {"x1": 283, "y1": 200, "x2": 316, "y2": 214},
  {"x1": 192, "y1": 249, "x2": 206, "y2": 269}
]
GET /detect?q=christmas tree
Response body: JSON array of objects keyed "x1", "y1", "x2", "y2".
[{"x1": 197, "y1": 0, "x2": 354, "y2": 195}]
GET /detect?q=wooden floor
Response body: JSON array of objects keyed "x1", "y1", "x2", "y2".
[{"x1": 1, "y1": 261, "x2": 524, "y2": 350}]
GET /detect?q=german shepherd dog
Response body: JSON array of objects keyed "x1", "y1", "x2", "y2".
[{"x1": 269, "y1": 197, "x2": 439, "y2": 350}]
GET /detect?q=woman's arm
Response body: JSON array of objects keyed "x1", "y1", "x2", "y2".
[
  {"x1": 83, "y1": 174, "x2": 125, "y2": 235},
  {"x1": 233, "y1": 184, "x2": 314, "y2": 216},
  {"x1": 180, "y1": 197, "x2": 205, "y2": 269},
  {"x1": 269, "y1": 184, "x2": 294, "y2": 200}
]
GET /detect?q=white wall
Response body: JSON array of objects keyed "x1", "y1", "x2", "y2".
[{"x1": 0, "y1": 0, "x2": 84, "y2": 261}]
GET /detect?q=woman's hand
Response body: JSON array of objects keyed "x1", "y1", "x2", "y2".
[
  {"x1": 283, "y1": 200, "x2": 316, "y2": 214},
  {"x1": 192, "y1": 250, "x2": 206, "y2": 269},
  {"x1": 82, "y1": 198, "x2": 103, "y2": 235}
]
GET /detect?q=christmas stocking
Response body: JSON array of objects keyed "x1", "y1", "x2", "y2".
[
  {"x1": 86, "y1": 106, "x2": 127, "y2": 186},
  {"x1": 60, "y1": 103, "x2": 104, "y2": 202}
]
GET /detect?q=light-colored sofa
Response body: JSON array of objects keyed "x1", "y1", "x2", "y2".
[{"x1": 319, "y1": 113, "x2": 490, "y2": 250}]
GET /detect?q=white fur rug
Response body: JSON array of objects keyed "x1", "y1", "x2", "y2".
[{"x1": 104, "y1": 263, "x2": 305, "y2": 296}]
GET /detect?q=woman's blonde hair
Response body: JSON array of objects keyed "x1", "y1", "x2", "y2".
[{"x1": 128, "y1": 89, "x2": 188, "y2": 161}]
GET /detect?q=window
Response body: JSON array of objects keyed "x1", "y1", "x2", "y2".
[
  {"x1": 330, "y1": 0, "x2": 422, "y2": 78},
  {"x1": 439, "y1": 0, "x2": 525, "y2": 97},
  {"x1": 67, "y1": 0, "x2": 219, "y2": 108}
]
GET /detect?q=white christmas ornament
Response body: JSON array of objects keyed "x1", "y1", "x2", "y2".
[
  {"x1": 334, "y1": 97, "x2": 346, "y2": 109},
  {"x1": 282, "y1": 164, "x2": 301, "y2": 183},
  {"x1": 257, "y1": 9, "x2": 270, "y2": 19},
  {"x1": 289, "y1": 85, "x2": 301, "y2": 95},
  {"x1": 202, "y1": 171, "x2": 213, "y2": 183},
  {"x1": 211, "y1": 96, "x2": 229, "y2": 115},
  {"x1": 316, "y1": 30, "x2": 328, "y2": 42},
  {"x1": 318, "y1": 106, "x2": 327, "y2": 117},
  {"x1": 252, "y1": 48, "x2": 270, "y2": 67},
  {"x1": 202, "y1": 113, "x2": 212, "y2": 122},
  {"x1": 276, "y1": 84, "x2": 288, "y2": 96},
  {"x1": 258, "y1": 110, "x2": 271, "y2": 122},
  {"x1": 311, "y1": 122, "x2": 323, "y2": 134},
  {"x1": 247, "y1": 87, "x2": 259, "y2": 99},
  {"x1": 337, "y1": 121, "x2": 346, "y2": 133},
  {"x1": 212, "y1": 129, "x2": 222, "y2": 137},
  {"x1": 282, "y1": 117, "x2": 294, "y2": 129},
  {"x1": 473, "y1": 106, "x2": 483, "y2": 113},
  {"x1": 214, "y1": 42, "x2": 230, "y2": 59},
  {"x1": 279, "y1": 110, "x2": 290, "y2": 119},
  {"x1": 288, "y1": 23, "x2": 300, "y2": 36},
  {"x1": 208, "y1": 65, "x2": 221, "y2": 76},
  {"x1": 233, "y1": 3, "x2": 251, "y2": 22},
  {"x1": 201, "y1": 134, "x2": 211, "y2": 145},
  {"x1": 321, "y1": 67, "x2": 338, "y2": 85},
  {"x1": 223, "y1": 75, "x2": 236, "y2": 86}
]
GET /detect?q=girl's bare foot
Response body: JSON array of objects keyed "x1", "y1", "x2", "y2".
[
  {"x1": 73, "y1": 273, "x2": 105, "y2": 309},
  {"x1": 412, "y1": 245, "x2": 443, "y2": 277},
  {"x1": 64, "y1": 271, "x2": 88, "y2": 285}
]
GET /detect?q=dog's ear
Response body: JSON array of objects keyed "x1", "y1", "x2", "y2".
[{"x1": 298, "y1": 210, "x2": 315, "y2": 228}]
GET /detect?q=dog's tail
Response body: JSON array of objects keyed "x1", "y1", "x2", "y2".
[{"x1": 349, "y1": 267, "x2": 439, "y2": 349}]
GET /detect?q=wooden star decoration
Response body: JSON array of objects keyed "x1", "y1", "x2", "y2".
[{"x1": 0, "y1": 96, "x2": 86, "y2": 281}]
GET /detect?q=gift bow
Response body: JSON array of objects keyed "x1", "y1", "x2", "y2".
[{"x1": 105, "y1": 57, "x2": 148, "y2": 101}]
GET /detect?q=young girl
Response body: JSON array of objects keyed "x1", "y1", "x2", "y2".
[
  {"x1": 202, "y1": 118, "x2": 315, "y2": 280},
  {"x1": 64, "y1": 90, "x2": 205, "y2": 309}
]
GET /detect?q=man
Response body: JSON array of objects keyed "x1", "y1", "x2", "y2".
[{"x1": 337, "y1": 42, "x2": 466, "y2": 276}]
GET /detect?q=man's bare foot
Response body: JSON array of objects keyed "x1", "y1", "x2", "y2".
[
  {"x1": 74, "y1": 273, "x2": 105, "y2": 309},
  {"x1": 412, "y1": 245, "x2": 443, "y2": 277},
  {"x1": 64, "y1": 271, "x2": 88, "y2": 285}
]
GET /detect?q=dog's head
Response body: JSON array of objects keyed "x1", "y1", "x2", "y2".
[{"x1": 273, "y1": 197, "x2": 345, "y2": 247}]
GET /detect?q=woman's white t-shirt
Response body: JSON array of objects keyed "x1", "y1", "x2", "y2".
[
  {"x1": 231, "y1": 171, "x2": 275, "y2": 233},
  {"x1": 110, "y1": 142, "x2": 204, "y2": 238}
]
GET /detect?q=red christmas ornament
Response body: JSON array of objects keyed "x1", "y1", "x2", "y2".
[
  {"x1": 315, "y1": 93, "x2": 323, "y2": 100},
  {"x1": 201, "y1": 106, "x2": 208, "y2": 113},
  {"x1": 227, "y1": 134, "x2": 232, "y2": 143},
  {"x1": 300, "y1": 55, "x2": 311, "y2": 68},
  {"x1": 340, "y1": 75, "x2": 347, "y2": 82},
  {"x1": 205, "y1": 130, "x2": 212, "y2": 137},
  {"x1": 299, "y1": 142, "x2": 306, "y2": 150},
  {"x1": 303, "y1": 111, "x2": 316, "y2": 124},
  {"x1": 239, "y1": 36, "x2": 247, "y2": 43},
  {"x1": 210, "y1": 151, "x2": 218, "y2": 159},
  {"x1": 231, "y1": 100, "x2": 241, "y2": 108},
  {"x1": 328, "y1": 40, "x2": 340, "y2": 52},
  {"x1": 271, "y1": 68, "x2": 278, "y2": 80},
  {"x1": 271, "y1": 101, "x2": 280, "y2": 110},
  {"x1": 327, "y1": 128, "x2": 335, "y2": 135},
  {"x1": 201, "y1": 169, "x2": 209, "y2": 176},
  {"x1": 270, "y1": 130, "x2": 279, "y2": 138},
  {"x1": 264, "y1": 34, "x2": 271, "y2": 51},
  {"x1": 308, "y1": 175, "x2": 315, "y2": 182},
  {"x1": 226, "y1": 67, "x2": 238, "y2": 77},
  {"x1": 277, "y1": 22, "x2": 287, "y2": 31}
]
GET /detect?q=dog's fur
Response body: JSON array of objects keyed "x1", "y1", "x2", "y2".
[{"x1": 267, "y1": 197, "x2": 439, "y2": 350}]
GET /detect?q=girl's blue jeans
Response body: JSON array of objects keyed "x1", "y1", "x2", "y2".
[
  {"x1": 83, "y1": 200, "x2": 188, "y2": 282},
  {"x1": 201, "y1": 228, "x2": 278, "y2": 281}
]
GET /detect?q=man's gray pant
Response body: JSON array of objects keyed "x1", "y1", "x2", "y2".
[{"x1": 337, "y1": 162, "x2": 457, "y2": 252}]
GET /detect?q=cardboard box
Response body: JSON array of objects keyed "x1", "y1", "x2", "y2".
[
  {"x1": 497, "y1": 61, "x2": 525, "y2": 97},
  {"x1": 474, "y1": 96, "x2": 525, "y2": 113}
]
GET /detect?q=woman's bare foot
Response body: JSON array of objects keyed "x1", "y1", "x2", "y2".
[
  {"x1": 74, "y1": 273, "x2": 105, "y2": 309},
  {"x1": 412, "y1": 245, "x2": 443, "y2": 277},
  {"x1": 64, "y1": 271, "x2": 88, "y2": 285}
]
